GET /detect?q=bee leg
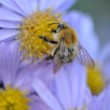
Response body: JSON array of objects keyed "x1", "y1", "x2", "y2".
[
  {"x1": 39, "y1": 36, "x2": 58, "y2": 44},
  {"x1": 45, "y1": 55, "x2": 54, "y2": 60}
]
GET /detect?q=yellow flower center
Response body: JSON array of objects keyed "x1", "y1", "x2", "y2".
[
  {"x1": 0, "y1": 86, "x2": 30, "y2": 110},
  {"x1": 18, "y1": 9, "x2": 62, "y2": 60},
  {"x1": 87, "y1": 66, "x2": 106, "y2": 95}
]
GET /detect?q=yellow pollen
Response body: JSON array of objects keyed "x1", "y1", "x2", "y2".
[
  {"x1": 18, "y1": 9, "x2": 62, "y2": 60},
  {"x1": 87, "y1": 67, "x2": 106, "y2": 95},
  {"x1": 0, "y1": 86, "x2": 30, "y2": 110}
]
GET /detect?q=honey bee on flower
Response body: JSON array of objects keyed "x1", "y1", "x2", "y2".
[{"x1": 39, "y1": 22, "x2": 95, "y2": 73}]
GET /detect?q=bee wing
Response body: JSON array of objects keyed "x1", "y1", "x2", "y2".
[
  {"x1": 53, "y1": 63, "x2": 63, "y2": 74},
  {"x1": 77, "y1": 41, "x2": 95, "y2": 68}
]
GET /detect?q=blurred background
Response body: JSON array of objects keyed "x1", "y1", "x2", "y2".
[{"x1": 71, "y1": 0, "x2": 110, "y2": 46}]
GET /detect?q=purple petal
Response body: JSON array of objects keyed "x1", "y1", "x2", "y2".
[
  {"x1": 29, "y1": 95, "x2": 51, "y2": 110},
  {"x1": 0, "y1": 8, "x2": 23, "y2": 21},
  {"x1": 98, "y1": 43, "x2": 110, "y2": 64},
  {"x1": 53, "y1": 68, "x2": 73, "y2": 109},
  {"x1": 14, "y1": 72, "x2": 33, "y2": 92},
  {"x1": 14, "y1": 61, "x2": 54, "y2": 92},
  {"x1": 64, "y1": 60, "x2": 87, "y2": 109},
  {"x1": 0, "y1": 0, "x2": 26, "y2": 16},
  {"x1": 30, "y1": 0, "x2": 38, "y2": 13},
  {"x1": 0, "y1": 43, "x2": 11, "y2": 85},
  {"x1": 0, "y1": 42, "x2": 20, "y2": 86},
  {"x1": 84, "y1": 88, "x2": 93, "y2": 104},
  {"x1": 88, "y1": 97, "x2": 103, "y2": 110},
  {"x1": 0, "y1": 29, "x2": 19, "y2": 42},
  {"x1": 103, "y1": 62, "x2": 110, "y2": 82},
  {"x1": 32, "y1": 61, "x2": 54, "y2": 84},
  {"x1": 88, "y1": 84, "x2": 110, "y2": 110},
  {"x1": 38, "y1": 0, "x2": 47, "y2": 11},
  {"x1": 38, "y1": 0, "x2": 76, "y2": 12},
  {"x1": 13, "y1": 63, "x2": 35, "y2": 92},
  {"x1": 13, "y1": 0, "x2": 34, "y2": 16},
  {"x1": 0, "y1": 21, "x2": 18, "y2": 29},
  {"x1": 103, "y1": 85, "x2": 110, "y2": 110},
  {"x1": 9, "y1": 42, "x2": 21, "y2": 83},
  {"x1": 32, "y1": 77, "x2": 63, "y2": 110},
  {"x1": 76, "y1": 70, "x2": 87, "y2": 108},
  {"x1": 54, "y1": 0, "x2": 77, "y2": 12}
]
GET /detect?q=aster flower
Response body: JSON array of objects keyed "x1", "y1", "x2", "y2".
[
  {"x1": 0, "y1": 0, "x2": 102, "y2": 109},
  {"x1": 0, "y1": 0, "x2": 76, "y2": 60},
  {"x1": 0, "y1": 0, "x2": 98, "y2": 66},
  {"x1": 32, "y1": 61, "x2": 91, "y2": 110},
  {"x1": 0, "y1": 42, "x2": 54, "y2": 110},
  {"x1": 0, "y1": 42, "x2": 31, "y2": 110}
]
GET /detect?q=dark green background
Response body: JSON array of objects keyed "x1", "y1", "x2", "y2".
[{"x1": 71, "y1": 0, "x2": 110, "y2": 46}]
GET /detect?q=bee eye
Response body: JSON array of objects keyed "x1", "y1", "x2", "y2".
[
  {"x1": 57, "y1": 24, "x2": 67, "y2": 30},
  {"x1": 57, "y1": 24, "x2": 62, "y2": 29}
]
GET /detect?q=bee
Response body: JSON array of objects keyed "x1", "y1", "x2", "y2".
[{"x1": 39, "y1": 22, "x2": 95, "y2": 73}]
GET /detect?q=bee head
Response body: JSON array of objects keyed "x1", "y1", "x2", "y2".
[
  {"x1": 48, "y1": 22, "x2": 68, "y2": 33},
  {"x1": 57, "y1": 22, "x2": 68, "y2": 31}
]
